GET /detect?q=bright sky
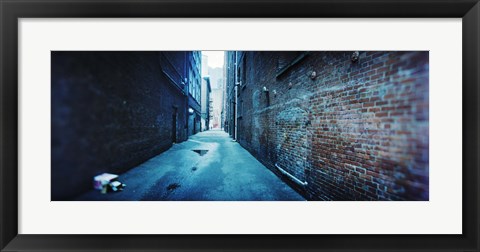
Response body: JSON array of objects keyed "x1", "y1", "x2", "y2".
[{"x1": 202, "y1": 51, "x2": 224, "y2": 69}]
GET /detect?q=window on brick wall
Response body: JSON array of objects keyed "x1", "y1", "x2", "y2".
[
  {"x1": 189, "y1": 70, "x2": 193, "y2": 96},
  {"x1": 276, "y1": 51, "x2": 309, "y2": 78},
  {"x1": 190, "y1": 80, "x2": 195, "y2": 98}
]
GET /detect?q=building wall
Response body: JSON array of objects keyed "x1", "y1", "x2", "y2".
[
  {"x1": 208, "y1": 67, "x2": 223, "y2": 89},
  {"x1": 224, "y1": 51, "x2": 236, "y2": 137},
  {"x1": 187, "y1": 51, "x2": 202, "y2": 136},
  {"x1": 228, "y1": 51, "x2": 429, "y2": 201},
  {"x1": 51, "y1": 51, "x2": 189, "y2": 200},
  {"x1": 208, "y1": 66, "x2": 224, "y2": 129},
  {"x1": 210, "y1": 89, "x2": 223, "y2": 128},
  {"x1": 201, "y1": 77, "x2": 211, "y2": 131}
]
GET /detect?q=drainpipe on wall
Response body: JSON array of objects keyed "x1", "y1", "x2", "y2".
[
  {"x1": 275, "y1": 163, "x2": 308, "y2": 187},
  {"x1": 234, "y1": 51, "x2": 238, "y2": 141},
  {"x1": 184, "y1": 52, "x2": 189, "y2": 140}
]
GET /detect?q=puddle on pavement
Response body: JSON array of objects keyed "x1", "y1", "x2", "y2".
[
  {"x1": 192, "y1": 149, "x2": 208, "y2": 156},
  {"x1": 166, "y1": 183, "x2": 180, "y2": 191}
]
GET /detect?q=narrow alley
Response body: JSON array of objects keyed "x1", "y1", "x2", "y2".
[
  {"x1": 52, "y1": 51, "x2": 429, "y2": 201},
  {"x1": 76, "y1": 130, "x2": 304, "y2": 201}
]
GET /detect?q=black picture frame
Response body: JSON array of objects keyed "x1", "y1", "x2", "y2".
[{"x1": 1, "y1": 0, "x2": 479, "y2": 251}]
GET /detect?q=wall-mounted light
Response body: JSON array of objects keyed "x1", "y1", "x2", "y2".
[
  {"x1": 188, "y1": 108, "x2": 194, "y2": 115},
  {"x1": 351, "y1": 51, "x2": 360, "y2": 63},
  {"x1": 263, "y1": 86, "x2": 269, "y2": 92}
]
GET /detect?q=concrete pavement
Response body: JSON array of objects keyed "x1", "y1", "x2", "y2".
[{"x1": 76, "y1": 129, "x2": 305, "y2": 201}]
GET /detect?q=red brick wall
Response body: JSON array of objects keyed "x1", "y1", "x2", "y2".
[{"x1": 234, "y1": 51, "x2": 429, "y2": 200}]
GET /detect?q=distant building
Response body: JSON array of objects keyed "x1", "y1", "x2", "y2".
[
  {"x1": 208, "y1": 66, "x2": 223, "y2": 89},
  {"x1": 210, "y1": 87, "x2": 223, "y2": 129},
  {"x1": 208, "y1": 67, "x2": 224, "y2": 129}
]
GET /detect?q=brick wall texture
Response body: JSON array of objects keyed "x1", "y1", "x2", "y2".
[
  {"x1": 51, "y1": 51, "x2": 190, "y2": 200},
  {"x1": 232, "y1": 51, "x2": 429, "y2": 200}
]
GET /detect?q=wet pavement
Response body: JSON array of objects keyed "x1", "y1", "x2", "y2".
[{"x1": 76, "y1": 129, "x2": 305, "y2": 201}]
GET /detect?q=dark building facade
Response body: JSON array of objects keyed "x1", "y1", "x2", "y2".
[
  {"x1": 52, "y1": 51, "x2": 200, "y2": 200},
  {"x1": 201, "y1": 76, "x2": 212, "y2": 131},
  {"x1": 224, "y1": 51, "x2": 429, "y2": 201},
  {"x1": 187, "y1": 51, "x2": 202, "y2": 136},
  {"x1": 224, "y1": 51, "x2": 238, "y2": 138}
]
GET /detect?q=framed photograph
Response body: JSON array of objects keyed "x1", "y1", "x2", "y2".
[{"x1": 1, "y1": 0, "x2": 479, "y2": 251}]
